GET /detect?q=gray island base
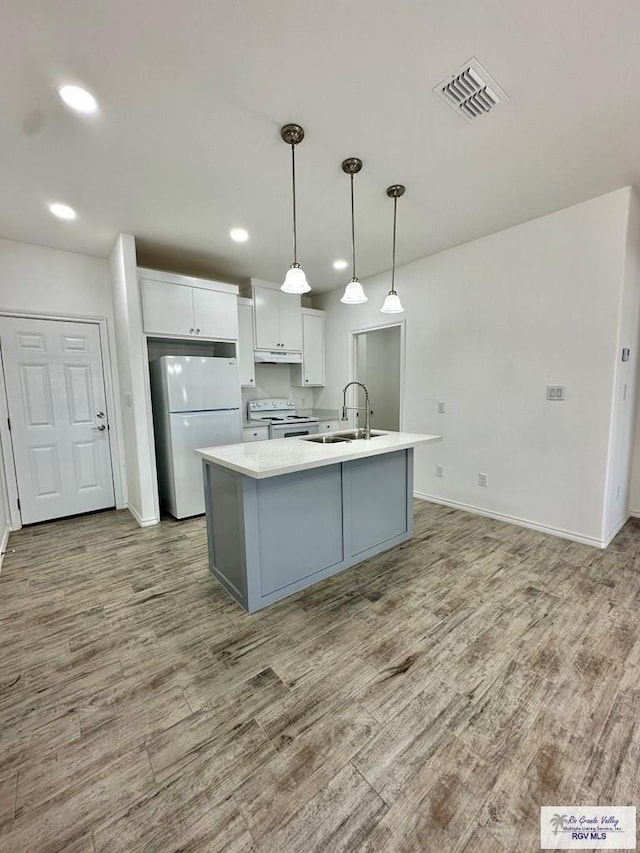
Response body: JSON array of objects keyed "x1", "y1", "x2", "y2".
[{"x1": 196, "y1": 432, "x2": 441, "y2": 613}]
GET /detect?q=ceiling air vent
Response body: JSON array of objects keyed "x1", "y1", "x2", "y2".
[{"x1": 433, "y1": 58, "x2": 507, "y2": 122}]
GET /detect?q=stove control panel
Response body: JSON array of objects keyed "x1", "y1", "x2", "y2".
[{"x1": 248, "y1": 398, "x2": 296, "y2": 415}]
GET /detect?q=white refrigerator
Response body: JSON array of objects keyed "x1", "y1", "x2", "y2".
[{"x1": 150, "y1": 356, "x2": 242, "y2": 518}]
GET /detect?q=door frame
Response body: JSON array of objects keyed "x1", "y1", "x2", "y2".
[
  {"x1": 348, "y1": 320, "x2": 406, "y2": 432},
  {"x1": 0, "y1": 310, "x2": 126, "y2": 530}
]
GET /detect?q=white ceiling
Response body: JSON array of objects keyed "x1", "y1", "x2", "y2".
[{"x1": 2, "y1": 1, "x2": 640, "y2": 292}]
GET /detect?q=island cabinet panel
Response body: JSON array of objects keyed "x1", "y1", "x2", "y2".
[
  {"x1": 256, "y1": 466, "x2": 344, "y2": 595},
  {"x1": 205, "y1": 464, "x2": 247, "y2": 601},
  {"x1": 201, "y1": 447, "x2": 416, "y2": 612},
  {"x1": 346, "y1": 451, "x2": 409, "y2": 556}
]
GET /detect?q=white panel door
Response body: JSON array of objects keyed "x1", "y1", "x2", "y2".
[{"x1": 0, "y1": 317, "x2": 115, "y2": 524}]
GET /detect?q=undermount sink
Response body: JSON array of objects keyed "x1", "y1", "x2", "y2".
[
  {"x1": 333, "y1": 430, "x2": 387, "y2": 440},
  {"x1": 306, "y1": 435, "x2": 353, "y2": 444},
  {"x1": 305, "y1": 430, "x2": 387, "y2": 444}
]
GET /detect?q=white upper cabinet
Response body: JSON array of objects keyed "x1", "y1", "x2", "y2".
[
  {"x1": 251, "y1": 280, "x2": 302, "y2": 351},
  {"x1": 139, "y1": 269, "x2": 239, "y2": 340},
  {"x1": 237, "y1": 298, "x2": 256, "y2": 387},
  {"x1": 292, "y1": 308, "x2": 325, "y2": 386},
  {"x1": 192, "y1": 286, "x2": 238, "y2": 340},
  {"x1": 140, "y1": 279, "x2": 193, "y2": 336}
]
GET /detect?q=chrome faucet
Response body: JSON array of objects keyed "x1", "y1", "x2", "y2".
[{"x1": 341, "y1": 381, "x2": 372, "y2": 439}]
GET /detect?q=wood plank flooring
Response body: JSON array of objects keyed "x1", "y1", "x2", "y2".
[{"x1": 0, "y1": 501, "x2": 639, "y2": 852}]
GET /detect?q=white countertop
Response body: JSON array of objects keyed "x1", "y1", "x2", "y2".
[{"x1": 195, "y1": 431, "x2": 442, "y2": 479}]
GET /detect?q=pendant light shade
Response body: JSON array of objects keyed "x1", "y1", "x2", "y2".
[
  {"x1": 340, "y1": 157, "x2": 367, "y2": 304},
  {"x1": 380, "y1": 292, "x2": 404, "y2": 313},
  {"x1": 282, "y1": 263, "x2": 310, "y2": 294},
  {"x1": 280, "y1": 124, "x2": 310, "y2": 294},
  {"x1": 380, "y1": 184, "x2": 405, "y2": 314},
  {"x1": 342, "y1": 278, "x2": 367, "y2": 304}
]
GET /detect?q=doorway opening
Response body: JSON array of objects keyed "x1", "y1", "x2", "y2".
[{"x1": 350, "y1": 322, "x2": 404, "y2": 432}]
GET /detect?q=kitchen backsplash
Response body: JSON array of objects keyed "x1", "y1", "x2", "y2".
[{"x1": 240, "y1": 364, "x2": 322, "y2": 417}]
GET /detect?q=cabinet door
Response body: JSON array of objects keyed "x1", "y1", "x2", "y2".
[
  {"x1": 242, "y1": 426, "x2": 269, "y2": 442},
  {"x1": 279, "y1": 292, "x2": 303, "y2": 350},
  {"x1": 238, "y1": 302, "x2": 255, "y2": 387},
  {"x1": 302, "y1": 312, "x2": 324, "y2": 385},
  {"x1": 253, "y1": 286, "x2": 281, "y2": 349},
  {"x1": 193, "y1": 288, "x2": 239, "y2": 340},
  {"x1": 141, "y1": 280, "x2": 193, "y2": 336}
]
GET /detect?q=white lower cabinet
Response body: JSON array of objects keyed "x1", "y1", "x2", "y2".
[{"x1": 242, "y1": 426, "x2": 269, "y2": 442}]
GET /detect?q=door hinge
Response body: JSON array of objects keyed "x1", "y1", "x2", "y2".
[
  {"x1": 16, "y1": 497, "x2": 20, "y2": 511},
  {"x1": 7, "y1": 417, "x2": 10, "y2": 432}
]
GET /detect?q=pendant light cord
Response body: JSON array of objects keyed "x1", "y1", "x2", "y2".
[
  {"x1": 291, "y1": 143, "x2": 297, "y2": 265},
  {"x1": 350, "y1": 173, "x2": 357, "y2": 279},
  {"x1": 390, "y1": 196, "x2": 398, "y2": 294}
]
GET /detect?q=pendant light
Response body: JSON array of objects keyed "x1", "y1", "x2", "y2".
[
  {"x1": 340, "y1": 157, "x2": 367, "y2": 304},
  {"x1": 281, "y1": 123, "x2": 310, "y2": 294},
  {"x1": 380, "y1": 184, "x2": 405, "y2": 314}
]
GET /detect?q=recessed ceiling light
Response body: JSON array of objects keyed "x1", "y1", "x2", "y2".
[
  {"x1": 230, "y1": 228, "x2": 249, "y2": 243},
  {"x1": 58, "y1": 84, "x2": 98, "y2": 114},
  {"x1": 333, "y1": 259, "x2": 348, "y2": 270},
  {"x1": 48, "y1": 202, "x2": 77, "y2": 221}
]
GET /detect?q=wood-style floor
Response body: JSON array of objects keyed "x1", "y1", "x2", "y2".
[{"x1": 0, "y1": 501, "x2": 638, "y2": 852}]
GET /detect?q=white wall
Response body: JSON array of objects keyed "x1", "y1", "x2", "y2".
[
  {"x1": 109, "y1": 235, "x2": 159, "y2": 525},
  {"x1": 316, "y1": 188, "x2": 633, "y2": 547},
  {"x1": 0, "y1": 236, "x2": 113, "y2": 317},
  {"x1": 0, "y1": 236, "x2": 126, "y2": 522}
]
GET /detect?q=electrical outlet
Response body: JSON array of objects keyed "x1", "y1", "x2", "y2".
[
  {"x1": 436, "y1": 465, "x2": 444, "y2": 478},
  {"x1": 437, "y1": 401, "x2": 446, "y2": 414},
  {"x1": 478, "y1": 472, "x2": 488, "y2": 487},
  {"x1": 546, "y1": 385, "x2": 566, "y2": 401}
]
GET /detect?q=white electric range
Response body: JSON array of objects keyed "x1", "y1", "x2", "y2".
[{"x1": 247, "y1": 399, "x2": 320, "y2": 439}]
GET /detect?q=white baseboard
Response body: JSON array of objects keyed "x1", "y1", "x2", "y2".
[
  {"x1": 126, "y1": 504, "x2": 159, "y2": 528},
  {"x1": 629, "y1": 509, "x2": 640, "y2": 519},
  {"x1": 0, "y1": 524, "x2": 11, "y2": 572},
  {"x1": 414, "y1": 492, "x2": 607, "y2": 549},
  {"x1": 602, "y1": 513, "x2": 630, "y2": 547}
]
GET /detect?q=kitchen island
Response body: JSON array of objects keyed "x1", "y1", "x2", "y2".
[{"x1": 195, "y1": 431, "x2": 441, "y2": 612}]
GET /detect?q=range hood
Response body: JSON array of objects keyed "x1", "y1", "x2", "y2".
[{"x1": 254, "y1": 350, "x2": 302, "y2": 364}]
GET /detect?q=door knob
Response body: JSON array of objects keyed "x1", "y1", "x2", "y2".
[{"x1": 94, "y1": 424, "x2": 107, "y2": 431}]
